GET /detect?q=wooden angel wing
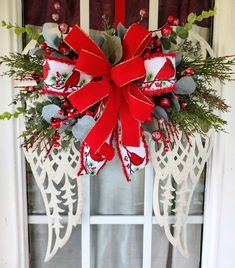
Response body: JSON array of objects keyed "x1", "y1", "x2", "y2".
[
  {"x1": 151, "y1": 130, "x2": 214, "y2": 256},
  {"x1": 24, "y1": 142, "x2": 83, "y2": 261}
]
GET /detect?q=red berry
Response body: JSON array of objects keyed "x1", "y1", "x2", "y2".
[
  {"x1": 53, "y1": 141, "x2": 61, "y2": 148},
  {"x1": 62, "y1": 101, "x2": 70, "y2": 108},
  {"x1": 139, "y1": 8, "x2": 147, "y2": 18},
  {"x1": 174, "y1": 95, "x2": 179, "y2": 100},
  {"x1": 53, "y1": 1, "x2": 61, "y2": 10},
  {"x1": 180, "y1": 101, "x2": 187, "y2": 109},
  {"x1": 46, "y1": 47, "x2": 53, "y2": 55},
  {"x1": 40, "y1": 42, "x2": 47, "y2": 49},
  {"x1": 59, "y1": 22, "x2": 69, "y2": 34},
  {"x1": 149, "y1": 37, "x2": 155, "y2": 46},
  {"x1": 159, "y1": 98, "x2": 171, "y2": 108},
  {"x1": 165, "y1": 138, "x2": 170, "y2": 143},
  {"x1": 155, "y1": 39, "x2": 161, "y2": 47},
  {"x1": 51, "y1": 118, "x2": 62, "y2": 129},
  {"x1": 161, "y1": 25, "x2": 173, "y2": 37},
  {"x1": 164, "y1": 145, "x2": 169, "y2": 152},
  {"x1": 52, "y1": 13, "x2": 60, "y2": 22},
  {"x1": 182, "y1": 67, "x2": 195, "y2": 76},
  {"x1": 63, "y1": 120, "x2": 69, "y2": 125},
  {"x1": 173, "y1": 18, "x2": 179, "y2": 26},
  {"x1": 167, "y1": 16, "x2": 174, "y2": 24},
  {"x1": 66, "y1": 112, "x2": 75, "y2": 119},
  {"x1": 58, "y1": 109, "x2": 64, "y2": 115},
  {"x1": 145, "y1": 115, "x2": 153, "y2": 124},
  {"x1": 59, "y1": 43, "x2": 70, "y2": 55},
  {"x1": 54, "y1": 133, "x2": 60, "y2": 140},
  {"x1": 73, "y1": 111, "x2": 80, "y2": 117},
  {"x1": 152, "y1": 130, "x2": 163, "y2": 142}
]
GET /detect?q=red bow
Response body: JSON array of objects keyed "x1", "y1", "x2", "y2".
[{"x1": 64, "y1": 24, "x2": 153, "y2": 160}]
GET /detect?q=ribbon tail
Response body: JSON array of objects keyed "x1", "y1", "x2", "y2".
[
  {"x1": 78, "y1": 139, "x2": 111, "y2": 176},
  {"x1": 84, "y1": 85, "x2": 121, "y2": 159},
  {"x1": 119, "y1": 92, "x2": 140, "y2": 147},
  {"x1": 116, "y1": 127, "x2": 149, "y2": 181}
]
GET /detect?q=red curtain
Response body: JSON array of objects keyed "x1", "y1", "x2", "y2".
[{"x1": 23, "y1": 0, "x2": 212, "y2": 28}]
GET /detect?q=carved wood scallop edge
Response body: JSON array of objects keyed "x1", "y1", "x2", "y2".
[
  {"x1": 150, "y1": 130, "x2": 214, "y2": 256},
  {"x1": 24, "y1": 143, "x2": 83, "y2": 261}
]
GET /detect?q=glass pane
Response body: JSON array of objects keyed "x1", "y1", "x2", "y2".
[
  {"x1": 189, "y1": 170, "x2": 206, "y2": 215},
  {"x1": 27, "y1": 163, "x2": 46, "y2": 215},
  {"x1": 151, "y1": 225, "x2": 202, "y2": 268},
  {"x1": 91, "y1": 225, "x2": 143, "y2": 268},
  {"x1": 29, "y1": 225, "x2": 82, "y2": 268},
  {"x1": 90, "y1": 155, "x2": 145, "y2": 216}
]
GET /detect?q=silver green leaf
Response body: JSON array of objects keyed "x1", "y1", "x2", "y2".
[
  {"x1": 72, "y1": 115, "x2": 96, "y2": 141},
  {"x1": 101, "y1": 35, "x2": 123, "y2": 65},
  {"x1": 42, "y1": 23, "x2": 61, "y2": 50},
  {"x1": 153, "y1": 106, "x2": 169, "y2": 121},
  {"x1": 175, "y1": 76, "x2": 197, "y2": 95},
  {"x1": 41, "y1": 104, "x2": 64, "y2": 123}
]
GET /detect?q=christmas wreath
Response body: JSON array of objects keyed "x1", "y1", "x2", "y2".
[{"x1": 0, "y1": 8, "x2": 234, "y2": 180}]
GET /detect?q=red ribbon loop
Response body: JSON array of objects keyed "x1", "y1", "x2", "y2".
[
  {"x1": 122, "y1": 23, "x2": 152, "y2": 60},
  {"x1": 65, "y1": 23, "x2": 154, "y2": 158},
  {"x1": 111, "y1": 56, "x2": 145, "y2": 87},
  {"x1": 75, "y1": 50, "x2": 110, "y2": 77},
  {"x1": 69, "y1": 79, "x2": 111, "y2": 112},
  {"x1": 124, "y1": 85, "x2": 154, "y2": 122},
  {"x1": 65, "y1": 25, "x2": 105, "y2": 58}
]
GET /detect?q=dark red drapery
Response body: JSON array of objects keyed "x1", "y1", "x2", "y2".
[{"x1": 23, "y1": 0, "x2": 212, "y2": 29}]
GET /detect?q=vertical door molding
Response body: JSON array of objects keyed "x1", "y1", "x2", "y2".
[
  {"x1": 202, "y1": 0, "x2": 235, "y2": 267},
  {"x1": 0, "y1": 1, "x2": 29, "y2": 268}
]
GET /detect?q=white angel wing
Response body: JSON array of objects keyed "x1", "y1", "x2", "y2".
[
  {"x1": 151, "y1": 130, "x2": 214, "y2": 256},
  {"x1": 24, "y1": 142, "x2": 83, "y2": 262}
]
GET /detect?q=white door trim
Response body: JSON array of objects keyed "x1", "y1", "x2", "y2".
[
  {"x1": 0, "y1": 1, "x2": 29, "y2": 268},
  {"x1": 201, "y1": 0, "x2": 235, "y2": 267}
]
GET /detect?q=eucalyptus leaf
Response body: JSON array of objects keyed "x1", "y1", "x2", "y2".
[
  {"x1": 176, "y1": 27, "x2": 189, "y2": 39},
  {"x1": 187, "y1": 12, "x2": 197, "y2": 23},
  {"x1": 72, "y1": 115, "x2": 95, "y2": 141},
  {"x1": 175, "y1": 52, "x2": 182, "y2": 66},
  {"x1": 41, "y1": 104, "x2": 64, "y2": 123},
  {"x1": 94, "y1": 35, "x2": 105, "y2": 47},
  {"x1": 42, "y1": 23, "x2": 61, "y2": 50},
  {"x1": 161, "y1": 37, "x2": 171, "y2": 50},
  {"x1": 117, "y1": 23, "x2": 127, "y2": 39},
  {"x1": 29, "y1": 47, "x2": 45, "y2": 57},
  {"x1": 101, "y1": 36, "x2": 123, "y2": 65},
  {"x1": 175, "y1": 77, "x2": 197, "y2": 95},
  {"x1": 153, "y1": 106, "x2": 169, "y2": 121},
  {"x1": 51, "y1": 51, "x2": 71, "y2": 60}
]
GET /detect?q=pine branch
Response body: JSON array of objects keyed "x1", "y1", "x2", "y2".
[
  {"x1": 169, "y1": 99, "x2": 227, "y2": 134},
  {"x1": 0, "y1": 53, "x2": 43, "y2": 79}
]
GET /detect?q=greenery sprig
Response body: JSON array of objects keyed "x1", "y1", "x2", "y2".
[{"x1": 1, "y1": 20, "x2": 44, "y2": 43}]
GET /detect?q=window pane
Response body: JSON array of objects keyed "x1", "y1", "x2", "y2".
[
  {"x1": 151, "y1": 225, "x2": 202, "y2": 268},
  {"x1": 29, "y1": 225, "x2": 82, "y2": 268},
  {"x1": 91, "y1": 225, "x2": 143, "y2": 268},
  {"x1": 90, "y1": 157, "x2": 145, "y2": 216}
]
